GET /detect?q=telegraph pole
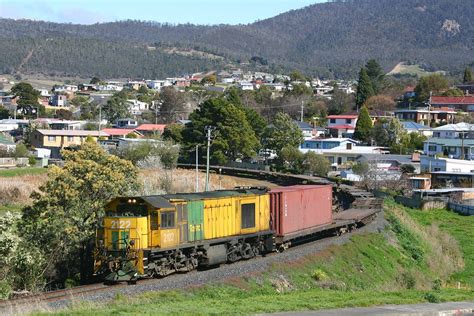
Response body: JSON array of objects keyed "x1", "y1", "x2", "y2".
[
  {"x1": 205, "y1": 126, "x2": 215, "y2": 192},
  {"x1": 195, "y1": 144, "x2": 200, "y2": 192},
  {"x1": 300, "y1": 101, "x2": 304, "y2": 122}
]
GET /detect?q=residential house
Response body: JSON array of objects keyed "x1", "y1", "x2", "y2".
[
  {"x1": 401, "y1": 121, "x2": 432, "y2": 137},
  {"x1": 294, "y1": 121, "x2": 314, "y2": 138},
  {"x1": 30, "y1": 129, "x2": 108, "y2": 158},
  {"x1": 101, "y1": 128, "x2": 142, "y2": 140},
  {"x1": 127, "y1": 99, "x2": 149, "y2": 115},
  {"x1": 410, "y1": 177, "x2": 432, "y2": 190},
  {"x1": 421, "y1": 156, "x2": 474, "y2": 173},
  {"x1": 356, "y1": 154, "x2": 421, "y2": 173},
  {"x1": 146, "y1": 80, "x2": 172, "y2": 91},
  {"x1": 53, "y1": 85, "x2": 78, "y2": 93},
  {"x1": 394, "y1": 108, "x2": 455, "y2": 125},
  {"x1": 135, "y1": 124, "x2": 167, "y2": 136},
  {"x1": 115, "y1": 118, "x2": 138, "y2": 129},
  {"x1": 402, "y1": 86, "x2": 416, "y2": 100},
  {"x1": 431, "y1": 122, "x2": 474, "y2": 139},
  {"x1": 37, "y1": 88, "x2": 50, "y2": 97},
  {"x1": 238, "y1": 81, "x2": 254, "y2": 91},
  {"x1": 430, "y1": 171, "x2": 474, "y2": 188},
  {"x1": 50, "y1": 94, "x2": 68, "y2": 107},
  {"x1": 431, "y1": 96, "x2": 474, "y2": 112},
  {"x1": 456, "y1": 83, "x2": 474, "y2": 95},
  {"x1": 48, "y1": 120, "x2": 86, "y2": 130},
  {"x1": 299, "y1": 138, "x2": 388, "y2": 169},
  {"x1": 125, "y1": 81, "x2": 146, "y2": 90},
  {"x1": 96, "y1": 84, "x2": 123, "y2": 92},
  {"x1": 423, "y1": 138, "x2": 474, "y2": 160},
  {"x1": 0, "y1": 119, "x2": 29, "y2": 132},
  {"x1": 326, "y1": 115, "x2": 358, "y2": 138}
]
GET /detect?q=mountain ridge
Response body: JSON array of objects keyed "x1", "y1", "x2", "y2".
[{"x1": 0, "y1": 0, "x2": 473, "y2": 78}]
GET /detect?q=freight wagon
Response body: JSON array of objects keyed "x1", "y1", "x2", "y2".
[{"x1": 94, "y1": 185, "x2": 373, "y2": 283}]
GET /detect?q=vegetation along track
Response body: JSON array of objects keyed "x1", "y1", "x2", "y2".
[{"x1": 0, "y1": 165, "x2": 382, "y2": 310}]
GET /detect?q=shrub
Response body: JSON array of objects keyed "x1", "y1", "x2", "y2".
[
  {"x1": 423, "y1": 292, "x2": 440, "y2": 303},
  {"x1": 432, "y1": 278, "x2": 442, "y2": 291},
  {"x1": 311, "y1": 269, "x2": 328, "y2": 281},
  {"x1": 28, "y1": 156, "x2": 37, "y2": 166},
  {"x1": 399, "y1": 271, "x2": 416, "y2": 289},
  {"x1": 0, "y1": 280, "x2": 12, "y2": 299}
]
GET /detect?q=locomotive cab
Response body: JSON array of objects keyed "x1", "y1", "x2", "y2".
[{"x1": 94, "y1": 196, "x2": 177, "y2": 282}]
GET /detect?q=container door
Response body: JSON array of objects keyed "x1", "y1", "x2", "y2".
[{"x1": 187, "y1": 200, "x2": 204, "y2": 241}]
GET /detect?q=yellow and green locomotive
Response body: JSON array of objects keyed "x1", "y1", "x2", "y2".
[{"x1": 94, "y1": 187, "x2": 273, "y2": 282}]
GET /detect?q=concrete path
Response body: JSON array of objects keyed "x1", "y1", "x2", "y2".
[{"x1": 271, "y1": 301, "x2": 474, "y2": 315}]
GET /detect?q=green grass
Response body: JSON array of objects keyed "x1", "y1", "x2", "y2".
[
  {"x1": 43, "y1": 200, "x2": 474, "y2": 315},
  {"x1": 401, "y1": 205, "x2": 474, "y2": 287},
  {"x1": 0, "y1": 167, "x2": 47, "y2": 177},
  {"x1": 0, "y1": 204, "x2": 22, "y2": 215}
]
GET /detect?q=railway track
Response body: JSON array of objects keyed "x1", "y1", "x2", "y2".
[
  {"x1": 0, "y1": 164, "x2": 383, "y2": 309},
  {"x1": 0, "y1": 283, "x2": 120, "y2": 308}
]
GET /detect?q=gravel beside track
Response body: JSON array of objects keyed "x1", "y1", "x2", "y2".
[{"x1": 21, "y1": 210, "x2": 386, "y2": 312}]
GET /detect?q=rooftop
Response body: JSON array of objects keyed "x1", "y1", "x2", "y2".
[
  {"x1": 431, "y1": 96, "x2": 474, "y2": 105},
  {"x1": 102, "y1": 128, "x2": 140, "y2": 136},
  {"x1": 36, "y1": 129, "x2": 108, "y2": 137},
  {"x1": 425, "y1": 138, "x2": 474, "y2": 146},
  {"x1": 135, "y1": 124, "x2": 167, "y2": 132},
  {"x1": 327, "y1": 115, "x2": 358, "y2": 119},
  {"x1": 401, "y1": 121, "x2": 431, "y2": 130},
  {"x1": 432, "y1": 122, "x2": 474, "y2": 131},
  {"x1": 327, "y1": 125, "x2": 355, "y2": 129}
]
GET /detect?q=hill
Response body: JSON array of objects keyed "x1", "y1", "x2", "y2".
[{"x1": 1, "y1": 0, "x2": 474, "y2": 78}]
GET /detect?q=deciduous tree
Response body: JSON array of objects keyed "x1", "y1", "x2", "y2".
[
  {"x1": 265, "y1": 112, "x2": 303, "y2": 155},
  {"x1": 415, "y1": 74, "x2": 449, "y2": 102}
]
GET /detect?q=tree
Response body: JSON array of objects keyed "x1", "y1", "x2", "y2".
[
  {"x1": 277, "y1": 145, "x2": 304, "y2": 172},
  {"x1": 442, "y1": 88, "x2": 464, "y2": 97},
  {"x1": 0, "y1": 105, "x2": 10, "y2": 119},
  {"x1": 55, "y1": 109, "x2": 73, "y2": 120},
  {"x1": 415, "y1": 74, "x2": 449, "y2": 102},
  {"x1": 364, "y1": 95, "x2": 395, "y2": 111},
  {"x1": 201, "y1": 74, "x2": 217, "y2": 85},
  {"x1": 302, "y1": 152, "x2": 330, "y2": 176},
  {"x1": 182, "y1": 98, "x2": 260, "y2": 164},
  {"x1": 265, "y1": 112, "x2": 303, "y2": 155},
  {"x1": 10, "y1": 82, "x2": 42, "y2": 118},
  {"x1": 159, "y1": 87, "x2": 185, "y2": 123},
  {"x1": 463, "y1": 67, "x2": 473, "y2": 84},
  {"x1": 355, "y1": 68, "x2": 375, "y2": 110},
  {"x1": 13, "y1": 143, "x2": 29, "y2": 158},
  {"x1": 102, "y1": 94, "x2": 130, "y2": 123},
  {"x1": 90, "y1": 77, "x2": 101, "y2": 84},
  {"x1": 290, "y1": 70, "x2": 306, "y2": 82},
  {"x1": 353, "y1": 106, "x2": 373, "y2": 143},
  {"x1": 20, "y1": 141, "x2": 139, "y2": 285},
  {"x1": 162, "y1": 123, "x2": 184, "y2": 143},
  {"x1": 327, "y1": 89, "x2": 354, "y2": 115},
  {"x1": 365, "y1": 59, "x2": 384, "y2": 94}
]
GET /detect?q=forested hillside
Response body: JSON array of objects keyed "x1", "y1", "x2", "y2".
[{"x1": 1, "y1": 0, "x2": 473, "y2": 78}]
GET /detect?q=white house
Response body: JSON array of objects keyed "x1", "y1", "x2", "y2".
[
  {"x1": 127, "y1": 99, "x2": 149, "y2": 115},
  {"x1": 431, "y1": 122, "x2": 474, "y2": 139},
  {"x1": 327, "y1": 114, "x2": 358, "y2": 138},
  {"x1": 238, "y1": 81, "x2": 254, "y2": 91},
  {"x1": 421, "y1": 156, "x2": 474, "y2": 173},
  {"x1": 423, "y1": 138, "x2": 474, "y2": 160},
  {"x1": 53, "y1": 85, "x2": 78, "y2": 93}
]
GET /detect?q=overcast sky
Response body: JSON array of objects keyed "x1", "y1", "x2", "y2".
[{"x1": 0, "y1": 0, "x2": 323, "y2": 25}]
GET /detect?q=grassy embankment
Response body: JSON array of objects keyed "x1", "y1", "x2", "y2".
[
  {"x1": 0, "y1": 167, "x2": 47, "y2": 215},
  {"x1": 43, "y1": 199, "x2": 474, "y2": 315}
]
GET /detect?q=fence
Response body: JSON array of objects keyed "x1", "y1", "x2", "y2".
[
  {"x1": 448, "y1": 202, "x2": 474, "y2": 216},
  {"x1": 0, "y1": 157, "x2": 29, "y2": 167},
  {"x1": 394, "y1": 195, "x2": 449, "y2": 210}
]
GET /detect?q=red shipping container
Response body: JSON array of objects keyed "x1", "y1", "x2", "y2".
[{"x1": 269, "y1": 185, "x2": 333, "y2": 242}]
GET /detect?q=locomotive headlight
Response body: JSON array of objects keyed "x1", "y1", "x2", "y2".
[
  {"x1": 128, "y1": 199, "x2": 132, "y2": 203},
  {"x1": 132, "y1": 199, "x2": 137, "y2": 204}
]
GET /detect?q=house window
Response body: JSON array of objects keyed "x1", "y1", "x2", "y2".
[
  {"x1": 428, "y1": 145, "x2": 437, "y2": 152},
  {"x1": 241, "y1": 203, "x2": 255, "y2": 229},
  {"x1": 48, "y1": 136, "x2": 56, "y2": 142},
  {"x1": 346, "y1": 119, "x2": 352, "y2": 124},
  {"x1": 160, "y1": 211, "x2": 175, "y2": 229},
  {"x1": 67, "y1": 136, "x2": 74, "y2": 142},
  {"x1": 330, "y1": 119, "x2": 336, "y2": 124}
]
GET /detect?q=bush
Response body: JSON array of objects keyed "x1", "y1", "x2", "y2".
[
  {"x1": 423, "y1": 292, "x2": 440, "y2": 303},
  {"x1": 399, "y1": 271, "x2": 416, "y2": 289},
  {"x1": 28, "y1": 156, "x2": 37, "y2": 166},
  {"x1": 432, "y1": 278, "x2": 442, "y2": 291},
  {"x1": 311, "y1": 269, "x2": 328, "y2": 281},
  {"x1": 0, "y1": 280, "x2": 12, "y2": 299}
]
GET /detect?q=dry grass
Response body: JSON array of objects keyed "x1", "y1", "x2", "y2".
[
  {"x1": 139, "y1": 168, "x2": 275, "y2": 195},
  {"x1": 388, "y1": 201, "x2": 464, "y2": 282},
  {"x1": 0, "y1": 175, "x2": 46, "y2": 206}
]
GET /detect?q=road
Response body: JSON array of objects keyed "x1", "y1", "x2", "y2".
[{"x1": 271, "y1": 301, "x2": 474, "y2": 315}]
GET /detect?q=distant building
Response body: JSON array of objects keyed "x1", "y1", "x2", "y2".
[
  {"x1": 431, "y1": 96, "x2": 474, "y2": 112},
  {"x1": 135, "y1": 124, "x2": 167, "y2": 136},
  {"x1": 431, "y1": 122, "x2": 474, "y2": 139},
  {"x1": 394, "y1": 108, "x2": 455, "y2": 125},
  {"x1": 30, "y1": 129, "x2": 107, "y2": 158},
  {"x1": 326, "y1": 114, "x2": 358, "y2": 138},
  {"x1": 127, "y1": 99, "x2": 149, "y2": 115},
  {"x1": 400, "y1": 121, "x2": 432, "y2": 137},
  {"x1": 50, "y1": 94, "x2": 68, "y2": 107},
  {"x1": 421, "y1": 156, "x2": 474, "y2": 173},
  {"x1": 101, "y1": 128, "x2": 142, "y2": 140},
  {"x1": 116, "y1": 118, "x2": 138, "y2": 129},
  {"x1": 423, "y1": 138, "x2": 474, "y2": 160}
]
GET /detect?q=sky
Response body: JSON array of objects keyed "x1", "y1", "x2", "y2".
[{"x1": 0, "y1": 0, "x2": 323, "y2": 25}]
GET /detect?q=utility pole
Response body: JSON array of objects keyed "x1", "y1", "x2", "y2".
[
  {"x1": 300, "y1": 100, "x2": 304, "y2": 122},
  {"x1": 461, "y1": 131, "x2": 465, "y2": 160},
  {"x1": 205, "y1": 126, "x2": 215, "y2": 192},
  {"x1": 195, "y1": 144, "x2": 200, "y2": 192}
]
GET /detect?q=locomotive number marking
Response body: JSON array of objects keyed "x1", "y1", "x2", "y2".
[
  {"x1": 111, "y1": 220, "x2": 131, "y2": 229},
  {"x1": 163, "y1": 231, "x2": 175, "y2": 243}
]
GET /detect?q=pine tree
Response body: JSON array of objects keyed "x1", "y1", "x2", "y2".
[
  {"x1": 353, "y1": 106, "x2": 373, "y2": 143},
  {"x1": 365, "y1": 59, "x2": 384, "y2": 94},
  {"x1": 355, "y1": 68, "x2": 375, "y2": 110},
  {"x1": 463, "y1": 67, "x2": 473, "y2": 83}
]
